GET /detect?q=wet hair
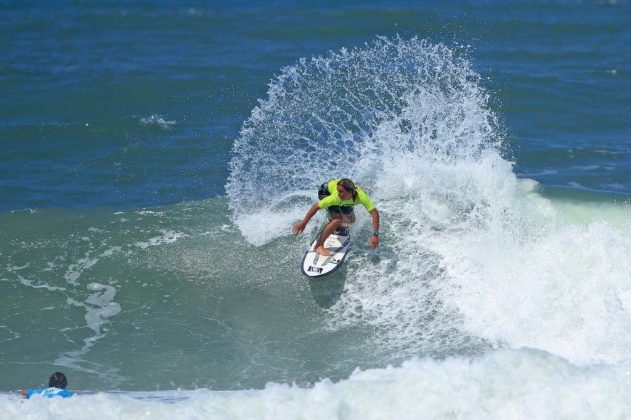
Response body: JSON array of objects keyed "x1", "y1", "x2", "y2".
[
  {"x1": 337, "y1": 178, "x2": 357, "y2": 199},
  {"x1": 48, "y1": 372, "x2": 67, "y2": 389}
]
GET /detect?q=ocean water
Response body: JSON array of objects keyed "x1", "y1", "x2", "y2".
[{"x1": 2, "y1": 1, "x2": 631, "y2": 418}]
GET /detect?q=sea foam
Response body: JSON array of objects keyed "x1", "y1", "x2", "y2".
[{"x1": 3, "y1": 349, "x2": 629, "y2": 419}]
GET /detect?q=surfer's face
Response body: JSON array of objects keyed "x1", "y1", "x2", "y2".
[{"x1": 337, "y1": 185, "x2": 353, "y2": 200}]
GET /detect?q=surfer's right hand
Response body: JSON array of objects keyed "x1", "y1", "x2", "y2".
[{"x1": 291, "y1": 221, "x2": 306, "y2": 235}]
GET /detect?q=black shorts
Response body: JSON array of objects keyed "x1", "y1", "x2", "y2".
[{"x1": 318, "y1": 183, "x2": 354, "y2": 217}]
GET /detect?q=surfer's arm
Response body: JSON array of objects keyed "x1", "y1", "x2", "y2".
[
  {"x1": 369, "y1": 208, "x2": 380, "y2": 248},
  {"x1": 292, "y1": 203, "x2": 320, "y2": 234}
]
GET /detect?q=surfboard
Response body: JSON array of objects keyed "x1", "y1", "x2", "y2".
[{"x1": 301, "y1": 227, "x2": 351, "y2": 277}]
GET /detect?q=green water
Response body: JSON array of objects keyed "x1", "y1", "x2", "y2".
[{"x1": 0, "y1": 200, "x2": 394, "y2": 390}]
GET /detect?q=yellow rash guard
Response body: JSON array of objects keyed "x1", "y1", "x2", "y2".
[{"x1": 318, "y1": 179, "x2": 376, "y2": 211}]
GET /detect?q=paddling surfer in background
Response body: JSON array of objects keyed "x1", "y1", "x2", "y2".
[
  {"x1": 292, "y1": 178, "x2": 380, "y2": 256},
  {"x1": 22, "y1": 372, "x2": 73, "y2": 399}
]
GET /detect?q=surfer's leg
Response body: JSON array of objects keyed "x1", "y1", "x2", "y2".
[
  {"x1": 340, "y1": 209, "x2": 355, "y2": 225},
  {"x1": 335, "y1": 207, "x2": 355, "y2": 235},
  {"x1": 315, "y1": 217, "x2": 342, "y2": 256}
]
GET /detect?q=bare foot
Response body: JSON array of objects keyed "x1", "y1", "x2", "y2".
[{"x1": 315, "y1": 245, "x2": 333, "y2": 256}]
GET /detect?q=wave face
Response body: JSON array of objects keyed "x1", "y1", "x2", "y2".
[
  {"x1": 228, "y1": 37, "x2": 631, "y2": 367},
  {"x1": 227, "y1": 37, "x2": 506, "y2": 360}
]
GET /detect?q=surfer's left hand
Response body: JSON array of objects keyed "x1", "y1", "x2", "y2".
[{"x1": 369, "y1": 235, "x2": 379, "y2": 249}]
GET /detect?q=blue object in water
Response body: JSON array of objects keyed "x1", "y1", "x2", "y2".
[{"x1": 25, "y1": 387, "x2": 73, "y2": 399}]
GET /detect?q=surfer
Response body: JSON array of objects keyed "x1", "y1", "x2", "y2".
[
  {"x1": 292, "y1": 178, "x2": 380, "y2": 256},
  {"x1": 22, "y1": 371, "x2": 73, "y2": 399}
]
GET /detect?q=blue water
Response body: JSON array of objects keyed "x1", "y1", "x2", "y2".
[
  {"x1": 2, "y1": 1, "x2": 629, "y2": 211},
  {"x1": 2, "y1": 1, "x2": 631, "y2": 417}
]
